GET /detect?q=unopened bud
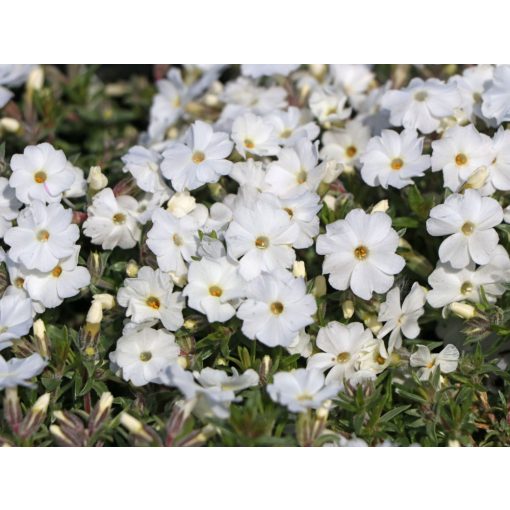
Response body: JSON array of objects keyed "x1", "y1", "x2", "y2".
[
  {"x1": 87, "y1": 166, "x2": 108, "y2": 191},
  {"x1": 92, "y1": 293, "x2": 115, "y2": 310},
  {"x1": 342, "y1": 299, "x2": 355, "y2": 319},
  {"x1": 0, "y1": 117, "x2": 20, "y2": 133},
  {"x1": 86, "y1": 301, "x2": 103, "y2": 325},
  {"x1": 170, "y1": 272, "x2": 187, "y2": 287},
  {"x1": 18, "y1": 393, "x2": 50, "y2": 440},
  {"x1": 312, "y1": 275, "x2": 327, "y2": 298},
  {"x1": 322, "y1": 159, "x2": 343, "y2": 183},
  {"x1": 292, "y1": 261, "x2": 306, "y2": 279},
  {"x1": 177, "y1": 356, "x2": 188, "y2": 369},
  {"x1": 309, "y1": 64, "x2": 327, "y2": 80},
  {"x1": 177, "y1": 424, "x2": 216, "y2": 447},
  {"x1": 33, "y1": 319, "x2": 50, "y2": 359},
  {"x1": 120, "y1": 413, "x2": 155, "y2": 443},
  {"x1": 50, "y1": 425, "x2": 76, "y2": 447},
  {"x1": 88, "y1": 392, "x2": 113, "y2": 434},
  {"x1": 323, "y1": 194, "x2": 337, "y2": 211},
  {"x1": 364, "y1": 315, "x2": 382, "y2": 335},
  {"x1": 3, "y1": 387, "x2": 22, "y2": 434},
  {"x1": 258, "y1": 355, "x2": 272, "y2": 385},
  {"x1": 167, "y1": 191, "x2": 196, "y2": 217},
  {"x1": 449, "y1": 302, "x2": 476, "y2": 320},
  {"x1": 461, "y1": 166, "x2": 489, "y2": 191},
  {"x1": 371, "y1": 199, "x2": 389, "y2": 213},
  {"x1": 27, "y1": 67, "x2": 44, "y2": 92},
  {"x1": 126, "y1": 260, "x2": 139, "y2": 278}
]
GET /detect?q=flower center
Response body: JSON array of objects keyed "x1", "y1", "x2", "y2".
[
  {"x1": 346, "y1": 145, "x2": 357, "y2": 158},
  {"x1": 192, "y1": 151, "x2": 205, "y2": 164},
  {"x1": 426, "y1": 358, "x2": 436, "y2": 369},
  {"x1": 34, "y1": 170, "x2": 47, "y2": 183},
  {"x1": 337, "y1": 352, "x2": 351, "y2": 363},
  {"x1": 14, "y1": 277, "x2": 24, "y2": 288},
  {"x1": 376, "y1": 354, "x2": 386, "y2": 365},
  {"x1": 461, "y1": 221, "x2": 475, "y2": 235},
  {"x1": 296, "y1": 169, "x2": 307, "y2": 184},
  {"x1": 297, "y1": 392, "x2": 313, "y2": 401},
  {"x1": 354, "y1": 245, "x2": 369, "y2": 260},
  {"x1": 209, "y1": 285, "x2": 223, "y2": 298},
  {"x1": 461, "y1": 281, "x2": 473, "y2": 295},
  {"x1": 139, "y1": 351, "x2": 152, "y2": 362},
  {"x1": 283, "y1": 207, "x2": 294, "y2": 217},
  {"x1": 146, "y1": 296, "x2": 161, "y2": 310},
  {"x1": 37, "y1": 229, "x2": 50, "y2": 242},
  {"x1": 280, "y1": 128, "x2": 293, "y2": 139},
  {"x1": 244, "y1": 138, "x2": 255, "y2": 149},
  {"x1": 255, "y1": 236, "x2": 270, "y2": 249},
  {"x1": 455, "y1": 153, "x2": 468, "y2": 166},
  {"x1": 173, "y1": 233, "x2": 183, "y2": 246},
  {"x1": 112, "y1": 213, "x2": 126, "y2": 224},
  {"x1": 390, "y1": 158, "x2": 404, "y2": 171},
  {"x1": 270, "y1": 301, "x2": 284, "y2": 315},
  {"x1": 52, "y1": 266, "x2": 62, "y2": 278},
  {"x1": 414, "y1": 91, "x2": 428, "y2": 102}
]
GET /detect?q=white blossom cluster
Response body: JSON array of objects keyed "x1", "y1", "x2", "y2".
[{"x1": 6, "y1": 63, "x2": 510, "y2": 420}]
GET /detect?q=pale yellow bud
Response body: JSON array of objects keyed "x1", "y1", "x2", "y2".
[
  {"x1": 323, "y1": 194, "x2": 337, "y2": 211},
  {"x1": 371, "y1": 199, "x2": 389, "y2": 213},
  {"x1": 27, "y1": 67, "x2": 44, "y2": 92},
  {"x1": 126, "y1": 260, "x2": 139, "y2": 278},
  {"x1": 120, "y1": 413, "x2": 152, "y2": 441},
  {"x1": 322, "y1": 159, "x2": 343, "y2": 183},
  {"x1": 92, "y1": 293, "x2": 115, "y2": 310},
  {"x1": 461, "y1": 166, "x2": 489, "y2": 191},
  {"x1": 342, "y1": 300, "x2": 355, "y2": 319},
  {"x1": 86, "y1": 301, "x2": 103, "y2": 324},
  {"x1": 449, "y1": 302, "x2": 476, "y2": 320},
  {"x1": 33, "y1": 319, "x2": 46, "y2": 341},
  {"x1": 167, "y1": 191, "x2": 196, "y2": 218},
  {"x1": 0, "y1": 117, "x2": 20, "y2": 133},
  {"x1": 312, "y1": 275, "x2": 327, "y2": 298},
  {"x1": 98, "y1": 392, "x2": 113, "y2": 413},
  {"x1": 87, "y1": 166, "x2": 107, "y2": 191},
  {"x1": 32, "y1": 393, "x2": 51, "y2": 414},
  {"x1": 177, "y1": 356, "x2": 188, "y2": 369},
  {"x1": 364, "y1": 315, "x2": 382, "y2": 335},
  {"x1": 170, "y1": 272, "x2": 187, "y2": 287},
  {"x1": 292, "y1": 261, "x2": 307, "y2": 279}
]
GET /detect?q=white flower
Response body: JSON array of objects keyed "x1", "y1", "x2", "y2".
[
  {"x1": 287, "y1": 330, "x2": 313, "y2": 358},
  {"x1": 183, "y1": 257, "x2": 244, "y2": 323},
  {"x1": 330, "y1": 64, "x2": 374, "y2": 106},
  {"x1": 147, "y1": 206, "x2": 206, "y2": 276},
  {"x1": 83, "y1": 188, "x2": 141, "y2": 250},
  {"x1": 267, "y1": 368, "x2": 340, "y2": 413},
  {"x1": 4, "y1": 201, "x2": 79, "y2": 272},
  {"x1": 231, "y1": 112, "x2": 280, "y2": 158},
  {"x1": 264, "y1": 106, "x2": 319, "y2": 147},
  {"x1": 109, "y1": 327, "x2": 180, "y2": 387},
  {"x1": 377, "y1": 283, "x2": 426, "y2": 352},
  {"x1": 431, "y1": 125, "x2": 494, "y2": 192},
  {"x1": 265, "y1": 139, "x2": 326, "y2": 196},
  {"x1": 381, "y1": 77, "x2": 461, "y2": 134},
  {"x1": 488, "y1": 127, "x2": 510, "y2": 191},
  {"x1": 427, "y1": 246, "x2": 510, "y2": 307},
  {"x1": 309, "y1": 86, "x2": 351, "y2": 124},
  {"x1": 241, "y1": 64, "x2": 299, "y2": 78},
  {"x1": 0, "y1": 64, "x2": 37, "y2": 108},
  {"x1": 87, "y1": 166, "x2": 108, "y2": 191},
  {"x1": 64, "y1": 164, "x2": 87, "y2": 198},
  {"x1": 166, "y1": 191, "x2": 196, "y2": 218},
  {"x1": 0, "y1": 176, "x2": 21, "y2": 237},
  {"x1": 237, "y1": 271, "x2": 317, "y2": 347},
  {"x1": 357, "y1": 337, "x2": 390, "y2": 378},
  {"x1": 410, "y1": 344, "x2": 459, "y2": 381},
  {"x1": 23, "y1": 247, "x2": 90, "y2": 309},
  {"x1": 426, "y1": 189, "x2": 503, "y2": 269},
  {"x1": 194, "y1": 367, "x2": 259, "y2": 392},
  {"x1": 9, "y1": 143, "x2": 75, "y2": 204},
  {"x1": 481, "y1": 65, "x2": 510, "y2": 123},
  {"x1": 161, "y1": 121, "x2": 233, "y2": 191},
  {"x1": 316, "y1": 209, "x2": 405, "y2": 300},
  {"x1": 0, "y1": 353, "x2": 47, "y2": 389},
  {"x1": 117, "y1": 266, "x2": 184, "y2": 331},
  {"x1": 229, "y1": 159, "x2": 269, "y2": 190},
  {"x1": 320, "y1": 119, "x2": 371, "y2": 172},
  {"x1": 360, "y1": 129, "x2": 430, "y2": 189},
  {"x1": 121, "y1": 145, "x2": 168, "y2": 194},
  {"x1": 0, "y1": 292, "x2": 33, "y2": 351},
  {"x1": 225, "y1": 199, "x2": 299, "y2": 281},
  {"x1": 307, "y1": 321, "x2": 373, "y2": 384}
]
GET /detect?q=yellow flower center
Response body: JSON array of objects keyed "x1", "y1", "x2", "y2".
[
  {"x1": 414, "y1": 91, "x2": 428, "y2": 102},
  {"x1": 461, "y1": 221, "x2": 475, "y2": 235},
  {"x1": 255, "y1": 236, "x2": 269, "y2": 249},
  {"x1": 280, "y1": 128, "x2": 293, "y2": 139},
  {"x1": 244, "y1": 138, "x2": 255, "y2": 149},
  {"x1": 455, "y1": 153, "x2": 468, "y2": 166},
  {"x1": 173, "y1": 233, "x2": 183, "y2": 246},
  {"x1": 461, "y1": 281, "x2": 473, "y2": 295},
  {"x1": 390, "y1": 158, "x2": 404, "y2": 171},
  {"x1": 192, "y1": 151, "x2": 205, "y2": 164},
  {"x1": 426, "y1": 359, "x2": 436, "y2": 369},
  {"x1": 52, "y1": 266, "x2": 62, "y2": 278},
  {"x1": 376, "y1": 354, "x2": 386, "y2": 365},
  {"x1": 37, "y1": 229, "x2": 50, "y2": 241},
  {"x1": 209, "y1": 285, "x2": 223, "y2": 298},
  {"x1": 14, "y1": 277, "x2": 25, "y2": 288},
  {"x1": 34, "y1": 170, "x2": 47, "y2": 184},
  {"x1": 139, "y1": 351, "x2": 152, "y2": 362},
  {"x1": 297, "y1": 392, "x2": 313, "y2": 401},
  {"x1": 283, "y1": 207, "x2": 294, "y2": 217},
  {"x1": 337, "y1": 352, "x2": 351, "y2": 363},
  {"x1": 354, "y1": 245, "x2": 369, "y2": 260},
  {"x1": 346, "y1": 145, "x2": 357, "y2": 158},
  {"x1": 112, "y1": 213, "x2": 126, "y2": 224},
  {"x1": 296, "y1": 169, "x2": 307, "y2": 184},
  {"x1": 270, "y1": 301, "x2": 284, "y2": 315},
  {"x1": 146, "y1": 296, "x2": 161, "y2": 310}
]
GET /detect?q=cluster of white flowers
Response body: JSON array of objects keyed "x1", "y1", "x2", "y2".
[{"x1": 8, "y1": 63, "x2": 510, "y2": 423}]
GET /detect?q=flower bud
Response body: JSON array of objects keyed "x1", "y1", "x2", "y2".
[
  {"x1": 18, "y1": 393, "x2": 50, "y2": 440},
  {"x1": 342, "y1": 299, "x2": 355, "y2": 319},
  {"x1": 323, "y1": 194, "x2": 337, "y2": 211},
  {"x1": 177, "y1": 424, "x2": 216, "y2": 447},
  {"x1": 449, "y1": 302, "x2": 476, "y2": 320},
  {"x1": 88, "y1": 392, "x2": 113, "y2": 434},
  {"x1": 87, "y1": 166, "x2": 108, "y2": 191},
  {"x1": 3, "y1": 387, "x2": 22, "y2": 434},
  {"x1": 371, "y1": 199, "x2": 389, "y2": 213},
  {"x1": 126, "y1": 260, "x2": 139, "y2": 278},
  {"x1": 92, "y1": 293, "x2": 115, "y2": 310},
  {"x1": 167, "y1": 191, "x2": 196, "y2": 217},
  {"x1": 27, "y1": 67, "x2": 44, "y2": 92},
  {"x1": 322, "y1": 159, "x2": 343, "y2": 183},
  {"x1": 177, "y1": 356, "x2": 188, "y2": 369},
  {"x1": 258, "y1": 355, "x2": 272, "y2": 385},
  {"x1": 0, "y1": 117, "x2": 20, "y2": 133},
  {"x1": 309, "y1": 64, "x2": 327, "y2": 80},
  {"x1": 86, "y1": 301, "x2": 103, "y2": 325},
  {"x1": 461, "y1": 166, "x2": 489, "y2": 191},
  {"x1": 120, "y1": 413, "x2": 154, "y2": 443},
  {"x1": 33, "y1": 319, "x2": 50, "y2": 359},
  {"x1": 170, "y1": 272, "x2": 188, "y2": 287},
  {"x1": 312, "y1": 275, "x2": 327, "y2": 298},
  {"x1": 292, "y1": 261, "x2": 307, "y2": 279},
  {"x1": 364, "y1": 315, "x2": 382, "y2": 335}
]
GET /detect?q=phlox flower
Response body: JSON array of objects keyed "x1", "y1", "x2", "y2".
[
  {"x1": 410, "y1": 344, "x2": 459, "y2": 381},
  {"x1": 0, "y1": 292, "x2": 33, "y2": 350},
  {"x1": 481, "y1": 65, "x2": 510, "y2": 124},
  {"x1": 0, "y1": 353, "x2": 47, "y2": 389},
  {"x1": 231, "y1": 112, "x2": 280, "y2": 158},
  {"x1": 121, "y1": 145, "x2": 168, "y2": 194},
  {"x1": 0, "y1": 176, "x2": 21, "y2": 237}
]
